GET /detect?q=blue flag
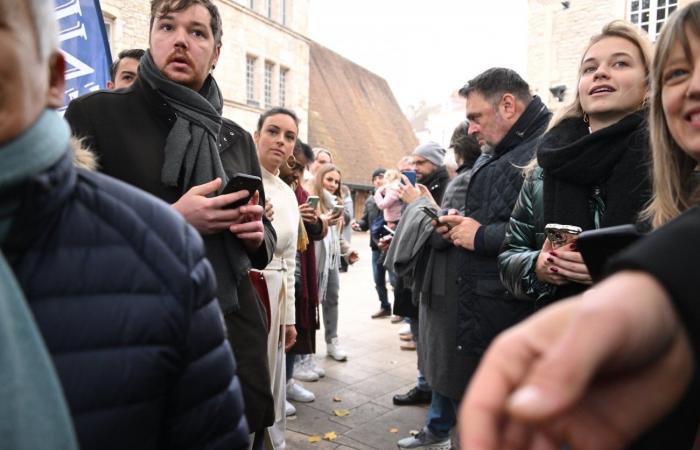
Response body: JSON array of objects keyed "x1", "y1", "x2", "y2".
[{"x1": 55, "y1": 0, "x2": 112, "y2": 112}]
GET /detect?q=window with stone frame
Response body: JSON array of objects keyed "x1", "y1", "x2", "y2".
[
  {"x1": 267, "y1": 0, "x2": 273, "y2": 19},
  {"x1": 279, "y1": 67, "x2": 288, "y2": 106},
  {"x1": 264, "y1": 61, "x2": 274, "y2": 108},
  {"x1": 246, "y1": 55, "x2": 259, "y2": 107},
  {"x1": 628, "y1": 0, "x2": 678, "y2": 41}
]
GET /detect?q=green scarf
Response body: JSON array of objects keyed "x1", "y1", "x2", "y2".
[
  {"x1": 0, "y1": 110, "x2": 78, "y2": 449},
  {"x1": 0, "y1": 110, "x2": 69, "y2": 243}
]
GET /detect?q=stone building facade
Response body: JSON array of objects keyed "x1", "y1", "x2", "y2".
[
  {"x1": 99, "y1": 0, "x2": 310, "y2": 139},
  {"x1": 527, "y1": 0, "x2": 691, "y2": 111}
]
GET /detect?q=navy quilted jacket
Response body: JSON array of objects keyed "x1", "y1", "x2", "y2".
[
  {"x1": 456, "y1": 96, "x2": 551, "y2": 357},
  {"x1": 3, "y1": 151, "x2": 248, "y2": 450}
]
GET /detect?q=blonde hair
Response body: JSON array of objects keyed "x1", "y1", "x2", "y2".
[
  {"x1": 640, "y1": 3, "x2": 700, "y2": 228},
  {"x1": 522, "y1": 20, "x2": 653, "y2": 179},
  {"x1": 310, "y1": 164, "x2": 342, "y2": 213},
  {"x1": 383, "y1": 169, "x2": 401, "y2": 184},
  {"x1": 547, "y1": 20, "x2": 652, "y2": 132}
]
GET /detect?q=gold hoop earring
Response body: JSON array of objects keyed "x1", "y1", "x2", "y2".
[
  {"x1": 582, "y1": 112, "x2": 589, "y2": 124},
  {"x1": 285, "y1": 154, "x2": 297, "y2": 169}
]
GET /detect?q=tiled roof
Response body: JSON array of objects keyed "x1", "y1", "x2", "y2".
[{"x1": 307, "y1": 41, "x2": 418, "y2": 189}]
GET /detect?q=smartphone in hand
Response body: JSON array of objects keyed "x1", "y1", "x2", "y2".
[
  {"x1": 221, "y1": 173, "x2": 262, "y2": 209},
  {"x1": 307, "y1": 196, "x2": 319, "y2": 209},
  {"x1": 401, "y1": 170, "x2": 417, "y2": 186},
  {"x1": 420, "y1": 205, "x2": 452, "y2": 230}
]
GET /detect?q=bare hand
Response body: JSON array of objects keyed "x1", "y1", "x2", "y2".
[
  {"x1": 229, "y1": 191, "x2": 265, "y2": 251},
  {"x1": 351, "y1": 220, "x2": 362, "y2": 232},
  {"x1": 324, "y1": 211, "x2": 342, "y2": 227},
  {"x1": 535, "y1": 238, "x2": 569, "y2": 285},
  {"x1": 398, "y1": 175, "x2": 422, "y2": 204},
  {"x1": 347, "y1": 250, "x2": 359, "y2": 264},
  {"x1": 459, "y1": 272, "x2": 692, "y2": 450},
  {"x1": 547, "y1": 243, "x2": 593, "y2": 285},
  {"x1": 283, "y1": 324, "x2": 297, "y2": 351},
  {"x1": 441, "y1": 215, "x2": 481, "y2": 250},
  {"x1": 265, "y1": 198, "x2": 274, "y2": 222},
  {"x1": 299, "y1": 203, "x2": 317, "y2": 224},
  {"x1": 378, "y1": 234, "x2": 392, "y2": 252},
  {"x1": 172, "y1": 178, "x2": 251, "y2": 235}
]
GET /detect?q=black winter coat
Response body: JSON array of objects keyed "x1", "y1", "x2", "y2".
[
  {"x1": 64, "y1": 77, "x2": 276, "y2": 431},
  {"x1": 3, "y1": 151, "x2": 248, "y2": 450},
  {"x1": 356, "y1": 194, "x2": 381, "y2": 250},
  {"x1": 456, "y1": 96, "x2": 551, "y2": 356}
]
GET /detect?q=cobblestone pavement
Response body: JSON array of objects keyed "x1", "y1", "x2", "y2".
[{"x1": 285, "y1": 231, "x2": 428, "y2": 449}]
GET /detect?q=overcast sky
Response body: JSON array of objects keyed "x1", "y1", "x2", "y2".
[{"x1": 307, "y1": 0, "x2": 529, "y2": 110}]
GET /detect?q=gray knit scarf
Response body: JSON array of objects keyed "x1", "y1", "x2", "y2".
[{"x1": 139, "y1": 51, "x2": 227, "y2": 192}]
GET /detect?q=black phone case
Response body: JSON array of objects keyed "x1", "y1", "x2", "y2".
[
  {"x1": 577, "y1": 224, "x2": 642, "y2": 282},
  {"x1": 221, "y1": 173, "x2": 262, "y2": 209}
]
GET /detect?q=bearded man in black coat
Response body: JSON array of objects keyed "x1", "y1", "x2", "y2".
[{"x1": 65, "y1": 0, "x2": 277, "y2": 439}]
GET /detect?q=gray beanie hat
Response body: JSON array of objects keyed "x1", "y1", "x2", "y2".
[{"x1": 413, "y1": 141, "x2": 446, "y2": 167}]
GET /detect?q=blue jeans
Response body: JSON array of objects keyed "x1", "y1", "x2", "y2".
[
  {"x1": 411, "y1": 317, "x2": 430, "y2": 393},
  {"x1": 372, "y1": 249, "x2": 391, "y2": 310},
  {"x1": 426, "y1": 391, "x2": 458, "y2": 439}
]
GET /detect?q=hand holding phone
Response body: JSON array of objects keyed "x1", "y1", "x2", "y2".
[
  {"x1": 331, "y1": 204, "x2": 344, "y2": 216},
  {"x1": 544, "y1": 223, "x2": 582, "y2": 249},
  {"x1": 307, "y1": 196, "x2": 320, "y2": 209},
  {"x1": 221, "y1": 173, "x2": 263, "y2": 209},
  {"x1": 420, "y1": 206, "x2": 452, "y2": 230},
  {"x1": 401, "y1": 170, "x2": 417, "y2": 186}
]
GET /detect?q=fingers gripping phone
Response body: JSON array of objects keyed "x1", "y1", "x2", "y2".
[
  {"x1": 401, "y1": 170, "x2": 417, "y2": 186},
  {"x1": 331, "y1": 204, "x2": 344, "y2": 216},
  {"x1": 307, "y1": 196, "x2": 320, "y2": 209},
  {"x1": 420, "y1": 206, "x2": 452, "y2": 230},
  {"x1": 221, "y1": 173, "x2": 262, "y2": 209}
]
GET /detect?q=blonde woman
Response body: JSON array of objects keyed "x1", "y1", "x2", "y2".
[
  {"x1": 308, "y1": 164, "x2": 357, "y2": 362},
  {"x1": 460, "y1": 5, "x2": 700, "y2": 449},
  {"x1": 499, "y1": 21, "x2": 652, "y2": 305}
]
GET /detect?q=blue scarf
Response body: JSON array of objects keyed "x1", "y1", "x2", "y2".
[{"x1": 0, "y1": 110, "x2": 69, "y2": 242}]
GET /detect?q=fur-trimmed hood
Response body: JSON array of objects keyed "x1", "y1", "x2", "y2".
[{"x1": 70, "y1": 137, "x2": 98, "y2": 171}]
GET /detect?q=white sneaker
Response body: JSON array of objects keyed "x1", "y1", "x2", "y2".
[
  {"x1": 301, "y1": 355, "x2": 326, "y2": 378},
  {"x1": 294, "y1": 357, "x2": 320, "y2": 382},
  {"x1": 398, "y1": 324, "x2": 411, "y2": 336},
  {"x1": 326, "y1": 337, "x2": 348, "y2": 361},
  {"x1": 286, "y1": 379, "x2": 315, "y2": 402},
  {"x1": 285, "y1": 400, "x2": 296, "y2": 416}
]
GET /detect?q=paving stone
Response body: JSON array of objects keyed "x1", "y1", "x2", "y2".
[
  {"x1": 343, "y1": 407, "x2": 430, "y2": 449},
  {"x1": 347, "y1": 372, "x2": 418, "y2": 398},
  {"x1": 327, "y1": 401, "x2": 392, "y2": 428},
  {"x1": 287, "y1": 403, "x2": 351, "y2": 437},
  {"x1": 307, "y1": 387, "x2": 374, "y2": 415}
]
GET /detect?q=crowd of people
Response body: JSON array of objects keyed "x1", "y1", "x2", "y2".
[{"x1": 3, "y1": 0, "x2": 700, "y2": 449}]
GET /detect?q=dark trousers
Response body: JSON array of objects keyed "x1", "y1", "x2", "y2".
[{"x1": 372, "y1": 249, "x2": 391, "y2": 311}]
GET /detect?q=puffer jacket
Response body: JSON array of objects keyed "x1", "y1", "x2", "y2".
[
  {"x1": 498, "y1": 166, "x2": 551, "y2": 303},
  {"x1": 498, "y1": 166, "x2": 609, "y2": 304},
  {"x1": 3, "y1": 150, "x2": 248, "y2": 450},
  {"x1": 456, "y1": 96, "x2": 551, "y2": 356}
]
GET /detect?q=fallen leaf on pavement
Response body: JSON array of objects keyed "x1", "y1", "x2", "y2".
[
  {"x1": 308, "y1": 435, "x2": 321, "y2": 443},
  {"x1": 332, "y1": 396, "x2": 342, "y2": 402},
  {"x1": 389, "y1": 427, "x2": 399, "y2": 433},
  {"x1": 323, "y1": 431, "x2": 337, "y2": 441},
  {"x1": 332, "y1": 409, "x2": 350, "y2": 417}
]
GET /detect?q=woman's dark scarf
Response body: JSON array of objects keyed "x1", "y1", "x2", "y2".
[
  {"x1": 139, "y1": 51, "x2": 227, "y2": 191},
  {"x1": 537, "y1": 110, "x2": 651, "y2": 231}
]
